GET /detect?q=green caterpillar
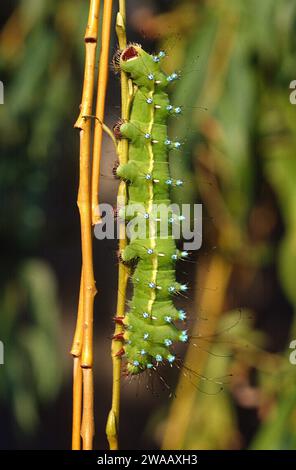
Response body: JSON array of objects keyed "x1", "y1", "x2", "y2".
[{"x1": 115, "y1": 44, "x2": 188, "y2": 375}]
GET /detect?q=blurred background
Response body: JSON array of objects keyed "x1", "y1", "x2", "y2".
[{"x1": 0, "y1": 0, "x2": 296, "y2": 450}]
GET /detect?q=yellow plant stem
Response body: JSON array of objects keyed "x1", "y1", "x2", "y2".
[
  {"x1": 106, "y1": 186, "x2": 129, "y2": 449},
  {"x1": 71, "y1": 272, "x2": 84, "y2": 450},
  {"x1": 72, "y1": 356, "x2": 83, "y2": 450},
  {"x1": 162, "y1": 254, "x2": 232, "y2": 450},
  {"x1": 71, "y1": 0, "x2": 100, "y2": 451},
  {"x1": 81, "y1": 368, "x2": 95, "y2": 450},
  {"x1": 106, "y1": 0, "x2": 133, "y2": 450},
  {"x1": 91, "y1": 0, "x2": 114, "y2": 225},
  {"x1": 71, "y1": 271, "x2": 84, "y2": 358}
]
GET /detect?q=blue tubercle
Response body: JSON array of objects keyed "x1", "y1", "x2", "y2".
[
  {"x1": 173, "y1": 141, "x2": 182, "y2": 149},
  {"x1": 179, "y1": 331, "x2": 188, "y2": 342},
  {"x1": 167, "y1": 354, "x2": 175, "y2": 363},
  {"x1": 167, "y1": 72, "x2": 179, "y2": 82},
  {"x1": 178, "y1": 309, "x2": 187, "y2": 321},
  {"x1": 180, "y1": 284, "x2": 188, "y2": 292}
]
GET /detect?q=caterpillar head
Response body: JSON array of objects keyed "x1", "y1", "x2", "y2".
[
  {"x1": 112, "y1": 43, "x2": 143, "y2": 73},
  {"x1": 121, "y1": 43, "x2": 141, "y2": 61},
  {"x1": 119, "y1": 44, "x2": 168, "y2": 90}
]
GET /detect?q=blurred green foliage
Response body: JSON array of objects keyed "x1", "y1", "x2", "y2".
[
  {"x1": 0, "y1": 260, "x2": 62, "y2": 433},
  {"x1": 0, "y1": 0, "x2": 88, "y2": 247},
  {"x1": 0, "y1": 0, "x2": 91, "y2": 436}
]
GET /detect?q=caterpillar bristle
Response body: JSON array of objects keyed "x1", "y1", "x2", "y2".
[
  {"x1": 112, "y1": 159, "x2": 120, "y2": 179},
  {"x1": 117, "y1": 250, "x2": 137, "y2": 269},
  {"x1": 112, "y1": 47, "x2": 122, "y2": 73},
  {"x1": 113, "y1": 207, "x2": 118, "y2": 219},
  {"x1": 113, "y1": 119, "x2": 124, "y2": 139}
]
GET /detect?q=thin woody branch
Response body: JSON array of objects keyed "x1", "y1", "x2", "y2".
[
  {"x1": 91, "y1": 0, "x2": 114, "y2": 225},
  {"x1": 71, "y1": 0, "x2": 100, "y2": 451}
]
